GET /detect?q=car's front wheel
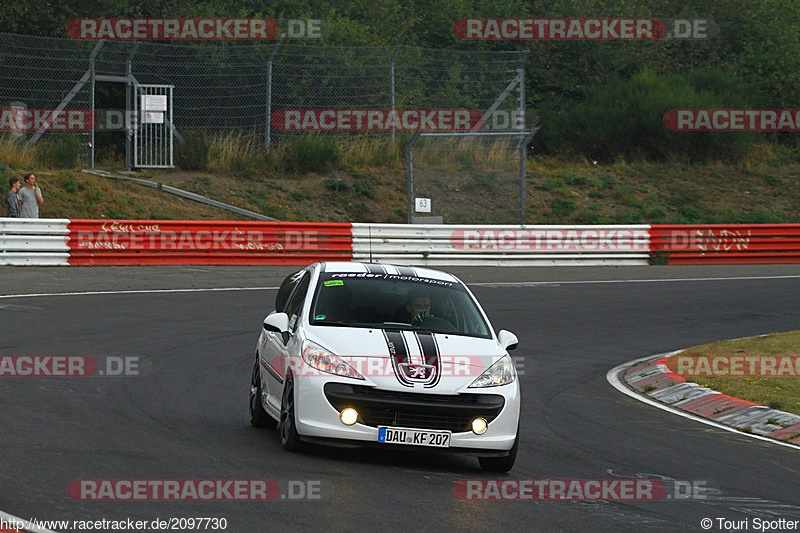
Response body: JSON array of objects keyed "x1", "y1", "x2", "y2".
[
  {"x1": 280, "y1": 373, "x2": 304, "y2": 452},
  {"x1": 250, "y1": 356, "x2": 277, "y2": 429},
  {"x1": 478, "y1": 430, "x2": 518, "y2": 473}
]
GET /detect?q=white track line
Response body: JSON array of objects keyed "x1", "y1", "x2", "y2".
[
  {"x1": 0, "y1": 510, "x2": 56, "y2": 533},
  {"x1": 473, "y1": 274, "x2": 800, "y2": 287},
  {"x1": 0, "y1": 287, "x2": 279, "y2": 300},
  {"x1": 606, "y1": 352, "x2": 799, "y2": 451},
  {"x1": 2, "y1": 273, "x2": 799, "y2": 300}
]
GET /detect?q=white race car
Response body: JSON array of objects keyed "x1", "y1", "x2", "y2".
[{"x1": 249, "y1": 262, "x2": 521, "y2": 472}]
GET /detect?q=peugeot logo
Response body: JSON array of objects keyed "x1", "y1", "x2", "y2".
[{"x1": 398, "y1": 363, "x2": 437, "y2": 383}]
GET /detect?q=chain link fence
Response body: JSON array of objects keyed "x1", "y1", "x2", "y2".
[
  {"x1": 407, "y1": 131, "x2": 535, "y2": 225},
  {"x1": 0, "y1": 32, "x2": 532, "y2": 222},
  {"x1": 0, "y1": 33, "x2": 528, "y2": 145}
]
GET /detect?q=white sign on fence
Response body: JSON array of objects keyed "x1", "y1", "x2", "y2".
[
  {"x1": 415, "y1": 198, "x2": 431, "y2": 213},
  {"x1": 141, "y1": 94, "x2": 167, "y2": 112},
  {"x1": 143, "y1": 111, "x2": 164, "y2": 124}
]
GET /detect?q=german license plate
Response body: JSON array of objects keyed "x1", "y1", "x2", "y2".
[{"x1": 377, "y1": 426, "x2": 451, "y2": 448}]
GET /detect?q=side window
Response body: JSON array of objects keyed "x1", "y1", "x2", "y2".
[
  {"x1": 284, "y1": 272, "x2": 311, "y2": 331},
  {"x1": 275, "y1": 270, "x2": 303, "y2": 312}
]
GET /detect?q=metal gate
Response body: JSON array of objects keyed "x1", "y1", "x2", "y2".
[{"x1": 133, "y1": 84, "x2": 174, "y2": 168}]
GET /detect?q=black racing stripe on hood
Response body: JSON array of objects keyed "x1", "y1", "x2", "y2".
[
  {"x1": 414, "y1": 330, "x2": 441, "y2": 388},
  {"x1": 364, "y1": 262, "x2": 386, "y2": 275},
  {"x1": 395, "y1": 266, "x2": 416, "y2": 277},
  {"x1": 383, "y1": 329, "x2": 413, "y2": 387}
]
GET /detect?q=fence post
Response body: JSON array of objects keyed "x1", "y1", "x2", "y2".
[
  {"x1": 405, "y1": 130, "x2": 422, "y2": 224},
  {"x1": 517, "y1": 50, "x2": 530, "y2": 225},
  {"x1": 265, "y1": 44, "x2": 280, "y2": 150},
  {"x1": 90, "y1": 50, "x2": 96, "y2": 169},
  {"x1": 125, "y1": 44, "x2": 140, "y2": 170},
  {"x1": 390, "y1": 45, "x2": 401, "y2": 144}
]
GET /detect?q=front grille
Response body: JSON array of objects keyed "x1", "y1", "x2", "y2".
[{"x1": 324, "y1": 383, "x2": 505, "y2": 433}]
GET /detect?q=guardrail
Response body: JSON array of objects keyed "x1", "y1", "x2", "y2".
[
  {"x1": 4, "y1": 220, "x2": 800, "y2": 266},
  {"x1": 0, "y1": 218, "x2": 70, "y2": 266},
  {"x1": 650, "y1": 224, "x2": 800, "y2": 264},
  {"x1": 67, "y1": 220, "x2": 353, "y2": 265},
  {"x1": 352, "y1": 224, "x2": 652, "y2": 266}
]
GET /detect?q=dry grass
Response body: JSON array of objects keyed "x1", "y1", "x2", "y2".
[
  {"x1": 206, "y1": 131, "x2": 263, "y2": 175},
  {"x1": 0, "y1": 135, "x2": 38, "y2": 169}
]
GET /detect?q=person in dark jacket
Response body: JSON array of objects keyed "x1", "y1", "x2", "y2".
[{"x1": 5, "y1": 177, "x2": 21, "y2": 217}]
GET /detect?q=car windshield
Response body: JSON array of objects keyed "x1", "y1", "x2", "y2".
[{"x1": 309, "y1": 272, "x2": 491, "y2": 338}]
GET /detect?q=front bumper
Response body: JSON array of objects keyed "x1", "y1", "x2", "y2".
[{"x1": 294, "y1": 376, "x2": 520, "y2": 452}]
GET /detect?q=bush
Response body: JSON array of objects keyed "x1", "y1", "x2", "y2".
[
  {"x1": 207, "y1": 131, "x2": 261, "y2": 176},
  {"x1": 536, "y1": 68, "x2": 761, "y2": 163},
  {"x1": 564, "y1": 173, "x2": 590, "y2": 186},
  {"x1": 551, "y1": 198, "x2": 576, "y2": 216},
  {"x1": 175, "y1": 130, "x2": 209, "y2": 170},
  {"x1": 353, "y1": 179, "x2": 374, "y2": 197},
  {"x1": 280, "y1": 135, "x2": 341, "y2": 173},
  {"x1": 38, "y1": 135, "x2": 82, "y2": 168},
  {"x1": 324, "y1": 178, "x2": 349, "y2": 192}
]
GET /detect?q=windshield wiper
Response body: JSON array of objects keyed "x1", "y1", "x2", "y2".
[{"x1": 311, "y1": 320, "x2": 359, "y2": 327}]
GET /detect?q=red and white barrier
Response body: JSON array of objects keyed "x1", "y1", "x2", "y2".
[
  {"x1": 4, "y1": 219, "x2": 800, "y2": 266},
  {"x1": 650, "y1": 224, "x2": 800, "y2": 264},
  {"x1": 0, "y1": 218, "x2": 70, "y2": 266},
  {"x1": 67, "y1": 220, "x2": 353, "y2": 265},
  {"x1": 351, "y1": 224, "x2": 651, "y2": 266}
]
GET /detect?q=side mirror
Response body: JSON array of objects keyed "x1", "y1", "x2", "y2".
[
  {"x1": 497, "y1": 330, "x2": 518, "y2": 351},
  {"x1": 264, "y1": 312, "x2": 290, "y2": 333}
]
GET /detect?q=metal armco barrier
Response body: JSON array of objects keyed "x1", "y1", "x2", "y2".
[
  {"x1": 6, "y1": 220, "x2": 800, "y2": 267},
  {"x1": 352, "y1": 224, "x2": 652, "y2": 266},
  {"x1": 0, "y1": 218, "x2": 70, "y2": 266},
  {"x1": 650, "y1": 224, "x2": 800, "y2": 264},
  {"x1": 67, "y1": 220, "x2": 353, "y2": 265}
]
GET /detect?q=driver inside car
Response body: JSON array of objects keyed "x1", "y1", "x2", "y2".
[{"x1": 406, "y1": 294, "x2": 432, "y2": 326}]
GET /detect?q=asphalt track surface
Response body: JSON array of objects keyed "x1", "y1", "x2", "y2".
[{"x1": 1, "y1": 265, "x2": 800, "y2": 532}]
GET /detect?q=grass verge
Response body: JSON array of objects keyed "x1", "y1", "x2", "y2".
[{"x1": 665, "y1": 331, "x2": 800, "y2": 416}]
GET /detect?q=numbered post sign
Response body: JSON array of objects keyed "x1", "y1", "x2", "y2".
[{"x1": 415, "y1": 198, "x2": 431, "y2": 213}]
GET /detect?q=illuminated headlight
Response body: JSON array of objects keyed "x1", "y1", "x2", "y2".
[
  {"x1": 302, "y1": 341, "x2": 364, "y2": 380},
  {"x1": 471, "y1": 417, "x2": 488, "y2": 434},
  {"x1": 340, "y1": 408, "x2": 359, "y2": 425},
  {"x1": 468, "y1": 355, "x2": 516, "y2": 388}
]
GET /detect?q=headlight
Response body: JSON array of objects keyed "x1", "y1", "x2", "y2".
[
  {"x1": 468, "y1": 355, "x2": 516, "y2": 388},
  {"x1": 302, "y1": 341, "x2": 364, "y2": 380}
]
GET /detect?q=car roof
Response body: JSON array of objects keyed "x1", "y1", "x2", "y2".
[{"x1": 319, "y1": 262, "x2": 461, "y2": 283}]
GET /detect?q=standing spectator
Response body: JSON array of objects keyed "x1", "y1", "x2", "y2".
[
  {"x1": 5, "y1": 177, "x2": 21, "y2": 217},
  {"x1": 18, "y1": 173, "x2": 43, "y2": 218}
]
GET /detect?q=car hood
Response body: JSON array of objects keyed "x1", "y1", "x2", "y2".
[{"x1": 304, "y1": 325, "x2": 511, "y2": 393}]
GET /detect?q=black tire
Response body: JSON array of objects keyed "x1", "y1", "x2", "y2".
[
  {"x1": 478, "y1": 430, "x2": 518, "y2": 473},
  {"x1": 280, "y1": 373, "x2": 304, "y2": 452},
  {"x1": 250, "y1": 357, "x2": 277, "y2": 429}
]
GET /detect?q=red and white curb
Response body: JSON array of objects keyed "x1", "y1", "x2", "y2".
[{"x1": 607, "y1": 351, "x2": 800, "y2": 448}]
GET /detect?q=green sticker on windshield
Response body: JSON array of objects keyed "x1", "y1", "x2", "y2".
[
  {"x1": 324, "y1": 280, "x2": 344, "y2": 287},
  {"x1": 314, "y1": 314, "x2": 327, "y2": 321}
]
